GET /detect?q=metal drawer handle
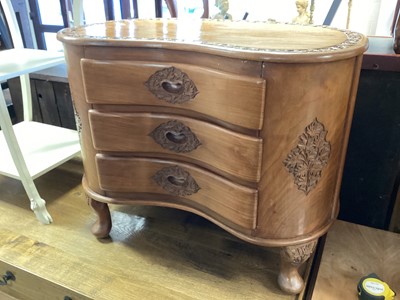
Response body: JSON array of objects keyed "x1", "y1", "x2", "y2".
[
  {"x1": 153, "y1": 165, "x2": 200, "y2": 196},
  {"x1": 166, "y1": 131, "x2": 187, "y2": 144},
  {"x1": 145, "y1": 66, "x2": 199, "y2": 104},
  {"x1": 167, "y1": 175, "x2": 186, "y2": 186},
  {"x1": 161, "y1": 80, "x2": 183, "y2": 94},
  {"x1": 0, "y1": 271, "x2": 15, "y2": 286},
  {"x1": 149, "y1": 120, "x2": 201, "y2": 153}
]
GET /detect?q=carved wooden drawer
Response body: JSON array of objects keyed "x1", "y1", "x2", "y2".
[
  {"x1": 95, "y1": 155, "x2": 258, "y2": 229},
  {"x1": 81, "y1": 59, "x2": 266, "y2": 130},
  {"x1": 89, "y1": 111, "x2": 262, "y2": 182}
]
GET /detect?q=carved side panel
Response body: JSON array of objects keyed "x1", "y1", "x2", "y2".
[
  {"x1": 152, "y1": 165, "x2": 200, "y2": 197},
  {"x1": 149, "y1": 120, "x2": 201, "y2": 153},
  {"x1": 145, "y1": 67, "x2": 199, "y2": 104},
  {"x1": 74, "y1": 109, "x2": 82, "y2": 135},
  {"x1": 283, "y1": 118, "x2": 331, "y2": 195}
]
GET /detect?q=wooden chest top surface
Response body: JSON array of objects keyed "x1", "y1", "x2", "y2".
[{"x1": 57, "y1": 19, "x2": 368, "y2": 62}]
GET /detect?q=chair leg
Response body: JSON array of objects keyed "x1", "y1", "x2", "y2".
[
  {"x1": 20, "y1": 74, "x2": 33, "y2": 122},
  {"x1": 0, "y1": 90, "x2": 52, "y2": 224}
]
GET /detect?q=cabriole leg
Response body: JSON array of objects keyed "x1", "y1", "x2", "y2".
[
  {"x1": 278, "y1": 240, "x2": 317, "y2": 294},
  {"x1": 88, "y1": 196, "x2": 112, "y2": 238}
]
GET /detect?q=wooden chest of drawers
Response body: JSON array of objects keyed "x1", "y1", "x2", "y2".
[{"x1": 58, "y1": 19, "x2": 367, "y2": 294}]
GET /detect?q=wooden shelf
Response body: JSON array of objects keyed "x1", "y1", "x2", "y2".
[
  {"x1": 362, "y1": 37, "x2": 400, "y2": 72},
  {"x1": 0, "y1": 121, "x2": 80, "y2": 179},
  {"x1": 0, "y1": 49, "x2": 64, "y2": 82}
]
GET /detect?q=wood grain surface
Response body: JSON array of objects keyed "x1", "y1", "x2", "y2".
[
  {"x1": 0, "y1": 160, "x2": 309, "y2": 300},
  {"x1": 82, "y1": 59, "x2": 266, "y2": 130},
  {"x1": 89, "y1": 111, "x2": 262, "y2": 182},
  {"x1": 0, "y1": 290, "x2": 20, "y2": 300},
  {"x1": 312, "y1": 221, "x2": 400, "y2": 300},
  {"x1": 59, "y1": 20, "x2": 368, "y2": 294},
  {"x1": 95, "y1": 156, "x2": 258, "y2": 229},
  {"x1": 57, "y1": 19, "x2": 368, "y2": 62},
  {"x1": 256, "y1": 58, "x2": 359, "y2": 243}
]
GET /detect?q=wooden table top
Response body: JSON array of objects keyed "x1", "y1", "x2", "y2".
[
  {"x1": 57, "y1": 19, "x2": 368, "y2": 62},
  {"x1": 312, "y1": 220, "x2": 400, "y2": 299}
]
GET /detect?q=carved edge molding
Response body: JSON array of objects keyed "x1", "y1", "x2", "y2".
[
  {"x1": 62, "y1": 20, "x2": 363, "y2": 54},
  {"x1": 280, "y1": 240, "x2": 317, "y2": 265},
  {"x1": 74, "y1": 109, "x2": 82, "y2": 136},
  {"x1": 152, "y1": 165, "x2": 200, "y2": 197},
  {"x1": 283, "y1": 118, "x2": 331, "y2": 195},
  {"x1": 145, "y1": 67, "x2": 199, "y2": 104},
  {"x1": 149, "y1": 120, "x2": 201, "y2": 153}
]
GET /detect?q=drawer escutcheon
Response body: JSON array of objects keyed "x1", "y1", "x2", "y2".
[
  {"x1": 152, "y1": 165, "x2": 201, "y2": 196},
  {"x1": 149, "y1": 120, "x2": 201, "y2": 153},
  {"x1": 145, "y1": 66, "x2": 199, "y2": 104}
]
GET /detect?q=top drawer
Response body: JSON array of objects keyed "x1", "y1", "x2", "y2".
[{"x1": 81, "y1": 59, "x2": 266, "y2": 130}]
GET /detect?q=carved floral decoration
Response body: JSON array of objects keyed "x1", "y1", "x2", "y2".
[
  {"x1": 62, "y1": 20, "x2": 364, "y2": 55},
  {"x1": 281, "y1": 240, "x2": 317, "y2": 265},
  {"x1": 149, "y1": 120, "x2": 201, "y2": 153},
  {"x1": 74, "y1": 109, "x2": 82, "y2": 136},
  {"x1": 283, "y1": 119, "x2": 331, "y2": 195},
  {"x1": 145, "y1": 67, "x2": 199, "y2": 104},
  {"x1": 153, "y1": 165, "x2": 200, "y2": 197}
]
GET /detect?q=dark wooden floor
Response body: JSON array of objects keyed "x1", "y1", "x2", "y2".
[{"x1": 0, "y1": 158, "x2": 310, "y2": 299}]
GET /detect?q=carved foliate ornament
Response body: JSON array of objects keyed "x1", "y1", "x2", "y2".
[
  {"x1": 283, "y1": 118, "x2": 331, "y2": 195},
  {"x1": 145, "y1": 67, "x2": 199, "y2": 104},
  {"x1": 153, "y1": 166, "x2": 200, "y2": 197},
  {"x1": 281, "y1": 240, "x2": 317, "y2": 265},
  {"x1": 63, "y1": 20, "x2": 364, "y2": 54},
  {"x1": 149, "y1": 120, "x2": 201, "y2": 153},
  {"x1": 74, "y1": 110, "x2": 82, "y2": 135}
]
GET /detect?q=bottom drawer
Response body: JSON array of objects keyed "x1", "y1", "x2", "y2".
[
  {"x1": 0, "y1": 261, "x2": 90, "y2": 300},
  {"x1": 96, "y1": 155, "x2": 258, "y2": 229}
]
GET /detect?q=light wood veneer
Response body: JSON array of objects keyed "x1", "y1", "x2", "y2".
[
  {"x1": 58, "y1": 19, "x2": 368, "y2": 294},
  {"x1": 0, "y1": 159, "x2": 311, "y2": 299}
]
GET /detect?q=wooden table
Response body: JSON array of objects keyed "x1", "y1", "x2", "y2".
[
  {"x1": 58, "y1": 19, "x2": 367, "y2": 294},
  {"x1": 312, "y1": 220, "x2": 400, "y2": 299}
]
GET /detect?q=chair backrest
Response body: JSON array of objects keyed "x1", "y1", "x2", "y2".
[
  {"x1": 72, "y1": 0, "x2": 83, "y2": 27},
  {"x1": 0, "y1": 0, "x2": 23, "y2": 49}
]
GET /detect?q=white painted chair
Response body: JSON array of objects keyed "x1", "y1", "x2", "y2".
[
  {"x1": 72, "y1": 0, "x2": 84, "y2": 26},
  {"x1": 0, "y1": 0, "x2": 80, "y2": 224}
]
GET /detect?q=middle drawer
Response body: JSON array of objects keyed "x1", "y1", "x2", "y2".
[{"x1": 89, "y1": 111, "x2": 262, "y2": 183}]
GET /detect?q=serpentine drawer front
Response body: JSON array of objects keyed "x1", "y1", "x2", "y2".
[
  {"x1": 82, "y1": 59, "x2": 266, "y2": 130},
  {"x1": 58, "y1": 19, "x2": 368, "y2": 295},
  {"x1": 96, "y1": 156, "x2": 257, "y2": 230},
  {"x1": 89, "y1": 111, "x2": 262, "y2": 182}
]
